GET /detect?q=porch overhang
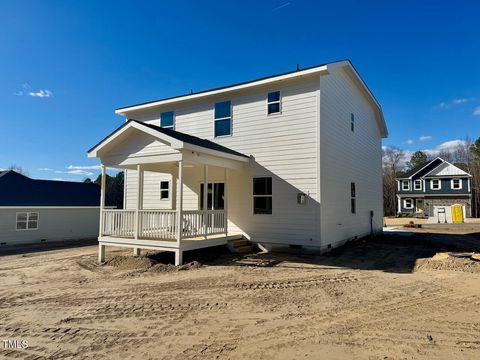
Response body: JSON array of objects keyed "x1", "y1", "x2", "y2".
[{"x1": 87, "y1": 119, "x2": 250, "y2": 170}]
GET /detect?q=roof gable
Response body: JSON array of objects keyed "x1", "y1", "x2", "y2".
[
  {"x1": 424, "y1": 161, "x2": 471, "y2": 177},
  {"x1": 398, "y1": 158, "x2": 444, "y2": 179}
]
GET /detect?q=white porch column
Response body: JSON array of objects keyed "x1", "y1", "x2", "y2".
[
  {"x1": 224, "y1": 168, "x2": 228, "y2": 235},
  {"x1": 98, "y1": 165, "x2": 106, "y2": 263},
  {"x1": 176, "y1": 160, "x2": 184, "y2": 248},
  {"x1": 134, "y1": 164, "x2": 143, "y2": 241},
  {"x1": 99, "y1": 165, "x2": 106, "y2": 237},
  {"x1": 203, "y1": 165, "x2": 208, "y2": 240}
]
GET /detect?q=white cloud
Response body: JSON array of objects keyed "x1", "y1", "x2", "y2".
[
  {"x1": 38, "y1": 168, "x2": 54, "y2": 171},
  {"x1": 435, "y1": 97, "x2": 471, "y2": 110},
  {"x1": 67, "y1": 169, "x2": 93, "y2": 176},
  {"x1": 29, "y1": 89, "x2": 53, "y2": 98},
  {"x1": 422, "y1": 139, "x2": 466, "y2": 157},
  {"x1": 473, "y1": 107, "x2": 480, "y2": 116},
  {"x1": 51, "y1": 177, "x2": 78, "y2": 182},
  {"x1": 406, "y1": 139, "x2": 414, "y2": 145},
  {"x1": 273, "y1": 2, "x2": 291, "y2": 10},
  {"x1": 68, "y1": 165, "x2": 102, "y2": 170},
  {"x1": 419, "y1": 135, "x2": 432, "y2": 142}
]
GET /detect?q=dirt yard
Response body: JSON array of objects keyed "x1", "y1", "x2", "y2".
[{"x1": 1, "y1": 225, "x2": 480, "y2": 360}]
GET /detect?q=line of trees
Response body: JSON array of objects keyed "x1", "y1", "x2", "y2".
[
  {"x1": 383, "y1": 137, "x2": 480, "y2": 217},
  {"x1": 84, "y1": 171, "x2": 124, "y2": 209}
]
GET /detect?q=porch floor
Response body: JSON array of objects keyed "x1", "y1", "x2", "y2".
[{"x1": 99, "y1": 233, "x2": 243, "y2": 252}]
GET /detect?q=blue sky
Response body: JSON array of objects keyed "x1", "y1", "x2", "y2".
[{"x1": 1, "y1": 0, "x2": 479, "y2": 180}]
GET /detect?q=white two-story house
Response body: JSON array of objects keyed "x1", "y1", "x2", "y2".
[{"x1": 88, "y1": 60, "x2": 388, "y2": 264}]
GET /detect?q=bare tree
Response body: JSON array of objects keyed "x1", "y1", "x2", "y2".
[
  {"x1": 7, "y1": 164, "x2": 28, "y2": 176},
  {"x1": 382, "y1": 147, "x2": 405, "y2": 216}
]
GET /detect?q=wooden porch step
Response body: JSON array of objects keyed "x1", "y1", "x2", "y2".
[{"x1": 227, "y1": 237, "x2": 253, "y2": 254}]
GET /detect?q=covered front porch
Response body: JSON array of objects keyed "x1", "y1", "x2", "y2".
[{"x1": 88, "y1": 120, "x2": 250, "y2": 265}]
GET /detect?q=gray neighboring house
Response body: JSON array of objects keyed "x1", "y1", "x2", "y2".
[
  {"x1": 0, "y1": 170, "x2": 100, "y2": 246},
  {"x1": 396, "y1": 157, "x2": 472, "y2": 222}
]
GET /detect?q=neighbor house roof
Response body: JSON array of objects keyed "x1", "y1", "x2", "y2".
[
  {"x1": 0, "y1": 171, "x2": 100, "y2": 207},
  {"x1": 114, "y1": 60, "x2": 387, "y2": 138},
  {"x1": 88, "y1": 119, "x2": 250, "y2": 160},
  {"x1": 397, "y1": 157, "x2": 471, "y2": 180}
]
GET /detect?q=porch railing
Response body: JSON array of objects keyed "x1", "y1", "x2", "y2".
[
  {"x1": 101, "y1": 209, "x2": 226, "y2": 240},
  {"x1": 102, "y1": 210, "x2": 136, "y2": 237}
]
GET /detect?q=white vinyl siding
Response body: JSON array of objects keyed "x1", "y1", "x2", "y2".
[
  {"x1": 0, "y1": 208, "x2": 99, "y2": 245},
  {"x1": 125, "y1": 76, "x2": 321, "y2": 247},
  {"x1": 319, "y1": 67, "x2": 383, "y2": 249}
]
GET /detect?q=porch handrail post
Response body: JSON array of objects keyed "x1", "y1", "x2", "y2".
[
  {"x1": 176, "y1": 159, "x2": 184, "y2": 247},
  {"x1": 99, "y1": 164, "x2": 106, "y2": 237},
  {"x1": 224, "y1": 168, "x2": 228, "y2": 235},
  {"x1": 134, "y1": 164, "x2": 143, "y2": 240},
  {"x1": 203, "y1": 165, "x2": 208, "y2": 240}
]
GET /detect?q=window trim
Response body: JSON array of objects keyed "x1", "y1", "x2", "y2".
[
  {"x1": 253, "y1": 176, "x2": 273, "y2": 215},
  {"x1": 413, "y1": 179, "x2": 422, "y2": 190},
  {"x1": 267, "y1": 91, "x2": 281, "y2": 115},
  {"x1": 160, "y1": 111, "x2": 175, "y2": 130},
  {"x1": 451, "y1": 178, "x2": 462, "y2": 190},
  {"x1": 350, "y1": 182, "x2": 356, "y2": 214},
  {"x1": 16, "y1": 211, "x2": 39, "y2": 231},
  {"x1": 430, "y1": 179, "x2": 441, "y2": 190},
  {"x1": 404, "y1": 198, "x2": 414, "y2": 209},
  {"x1": 214, "y1": 100, "x2": 232, "y2": 138},
  {"x1": 160, "y1": 180, "x2": 170, "y2": 200},
  {"x1": 402, "y1": 180, "x2": 410, "y2": 191}
]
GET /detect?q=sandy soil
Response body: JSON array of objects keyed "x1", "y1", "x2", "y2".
[
  {"x1": 384, "y1": 217, "x2": 428, "y2": 226},
  {"x1": 1, "y1": 226, "x2": 480, "y2": 360}
]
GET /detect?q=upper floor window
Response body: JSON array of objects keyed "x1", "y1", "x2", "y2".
[
  {"x1": 253, "y1": 177, "x2": 272, "y2": 214},
  {"x1": 402, "y1": 180, "x2": 410, "y2": 191},
  {"x1": 351, "y1": 113, "x2": 355, "y2": 132},
  {"x1": 16, "y1": 212, "x2": 38, "y2": 231},
  {"x1": 451, "y1": 179, "x2": 462, "y2": 190},
  {"x1": 267, "y1": 91, "x2": 281, "y2": 114},
  {"x1": 414, "y1": 180, "x2": 422, "y2": 190},
  {"x1": 160, "y1": 111, "x2": 175, "y2": 129},
  {"x1": 160, "y1": 181, "x2": 170, "y2": 200},
  {"x1": 214, "y1": 101, "x2": 232, "y2": 137},
  {"x1": 431, "y1": 179, "x2": 441, "y2": 190}
]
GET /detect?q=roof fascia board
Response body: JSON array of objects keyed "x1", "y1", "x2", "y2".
[{"x1": 115, "y1": 65, "x2": 329, "y2": 114}]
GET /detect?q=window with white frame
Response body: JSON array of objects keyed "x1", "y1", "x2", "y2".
[
  {"x1": 253, "y1": 177, "x2": 272, "y2": 214},
  {"x1": 402, "y1": 180, "x2": 410, "y2": 191},
  {"x1": 267, "y1": 91, "x2": 281, "y2": 114},
  {"x1": 414, "y1": 179, "x2": 422, "y2": 190},
  {"x1": 351, "y1": 182, "x2": 356, "y2": 214},
  {"x1": 160, "y1": 111, "x2": 175, "y2": 129},
  {"x1": 404, "y1": 199, "x2": 414, "y2": 209},
  {"x1": 451, "y1": 178, "x2": 462, "y2": 190},
  {"x1": 214, "y1": 100, "x2": 232, "y2": 137},
  {"x1": 16, "y1": 212, "x2": 39, "y2": 230},
  {"x1": 430, "y1": 179, "x2": 441, "y2": 190},
  {"x1": 160, "y1": 181, "x2": 169, "y2": 200}
]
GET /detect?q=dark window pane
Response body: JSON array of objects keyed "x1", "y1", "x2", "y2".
[
  {"x1": 254, "y1": 197, "x2": 272, "y2": 214},
  {"x1": 29, "y1": 212, "x2": 38, "y2": 221},
  {"x1": 268, "y1": 91, "x2": 280, "y2": 102},
  {"x1": 214, "y1": 101, "x2": 231, "y2": 119},
  {"x1": 17, "y1": 213, "x2": 27, "y2": 221},
  {"x1": 214, "y1": 119, "x2": 231, "y2": 137},
  {"x1": 160, "y1": 181, "x2": 169, "y2": 190},
  {"x1": 213, "y1": 183, "x2": 225, "y2": 210},
  {"x1": 16, "y1": 221, "x2": 27, "y2": 230},
  {"x1": 28, "y1": 221, "x2": 37, "y2": 229},
  {"x1": 161, "y1": 111, "x2": 174, "y2": 128},
  {"x1": 268, "y1": 103, "x2": 280, "y2": 114},
  {"x1": 253, "y1": 177, "x2": 272, "y2": 196},
  {"x1": 351, "y1": 113, "x2": 355, "y2": 122},
  {"x1": 200, "y1": 183, "x2": 214, "y2": 210},
  {"x1": 351, "y1": 182, "x2": 356, "y2": 198},
  {"x1": 351, "y1": 199, "x2": 356, "y2": 214}
]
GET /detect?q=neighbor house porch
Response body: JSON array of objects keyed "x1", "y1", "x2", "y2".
[{"x1": 88, "y1": 120, "x2": 250, "y2": 264}]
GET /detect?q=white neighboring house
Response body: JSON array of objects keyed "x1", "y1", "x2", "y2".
[
  {"x1": 88, "y1": 60, "x2": 388, "y2": 265},
  {"x1": 0, "y1": 170, "x2": 100, "y2": 246}
]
